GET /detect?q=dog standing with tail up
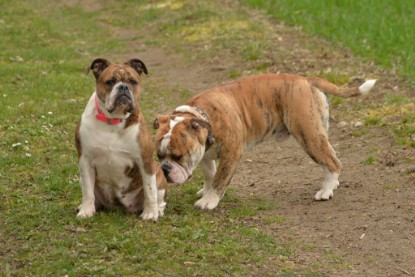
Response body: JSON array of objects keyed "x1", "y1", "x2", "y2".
[{"x1": 153, "y1": 74, "x2": 376, "y2": 210}]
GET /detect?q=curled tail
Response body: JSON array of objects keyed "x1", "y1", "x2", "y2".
[{"x1": 306, "y1": 77, "x2": 377, "y2": 98}]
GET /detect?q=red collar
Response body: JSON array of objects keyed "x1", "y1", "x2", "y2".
[{"x1": 95, "y1": 95, "x2": 123, "y2": 125}]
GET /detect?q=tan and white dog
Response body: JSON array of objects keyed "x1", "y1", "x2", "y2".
[
  {"x1": 75, "y1": 58, "x2": 167, "y2": 221},
  {"x1": 153, "y1": 74, "x2": 376, "y2": 210}
]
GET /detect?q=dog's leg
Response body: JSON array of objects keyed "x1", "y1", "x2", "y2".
[
  {"x1": 196, "y1": 159, "x2": 217, "y2": 197},
  {"x1": 287, "y1": 84, "x2": 341, "y2": 200},
  {"x1": 292, "y1": 123, "x2": 341, "y2": 200},
  {"x1": 140, "y1": 172, "x2": 159, "y2": 221},
  {"x1": 315, "y1": 166, "x2": 339, "y2": 200},
  {"x1": 293, "y1": 131, "x2": 341, "y2": 200},
  {"x1": 157, "y1": 188, "x2": 167, "y2": 217},
  {"x1": 136, "y1": 126, "x2": 160, "y2": 221},
  {"x1": 195, "y1": 148, "x2": 242, "y2": 210},
  {"x1": 77, "y1": 156, "x2": 96, "y2": 218}
]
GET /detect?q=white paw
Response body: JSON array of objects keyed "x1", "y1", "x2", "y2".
[
  {"x1": 140, "y1": 207, "x2": 159, "y2": 221},
  {"x1": 158, "y1": 202, "x2": 167, "y2": 217},
  {"x1": 314, "y1": 180, "x2": 339, "y2": 200},
  {"x1": 194, "y1": 191, "x2": 220, "y2": 210},
  {"x1": 196, "y1": 188, "x2": 205, "y2": 197},
  {"x1": 76, "y1": 204, "x2": 96, "y2": 218},
  {"x1": 314, "y1": 189, "x2": 334, "y2": 200}
]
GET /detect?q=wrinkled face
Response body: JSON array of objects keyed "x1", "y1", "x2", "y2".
[
  {"x1": 154, "y1": 115, "x2": 214, "y2": 184},
  {"x1": 96, "y1": 65, "x2": 139, "y2": 115},
  {"x1": 89, "y1": 58, "x2": 148, "y2": 116}
]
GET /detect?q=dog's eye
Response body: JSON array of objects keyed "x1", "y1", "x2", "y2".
[
  {"x1": 105, "y1": 79, "x2": 115, "y2": 87},
  {"x1": 129, "y1": 79, "x2": 138, "y2": 86},
  {"x1": 157, "y1": 151, "x2": 165, "y2": 160},
  {"x1": 172, "y1": 154, "x2": 182, "y2": 162}
]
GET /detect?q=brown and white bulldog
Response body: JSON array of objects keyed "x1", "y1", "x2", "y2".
[
  {"x1": 75, "y1": 58, "x2": 167, "y2": 221},
  {"x1": 153, "y1": 74, "x2": 376, "y2": 210}
]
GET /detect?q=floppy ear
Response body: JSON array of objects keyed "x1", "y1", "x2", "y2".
[
  {"x1": 153, "y1": 115, "x2": 171, "y2": 130},
  {"x1": 206, "y1": 133, "x2": 215, "y2": 150},
  {"x1": 153, "y1": 117, "x2": 160, "y2": 129},
  {"x1": 125, "y1": 59, "x2": 148, "y2": 75},
  {"x1": 190, "y1": 119, "x2": 215, "y2": 151},
  {"x1": 89, "y1": 58, "x2": 111, "y2": 79}
]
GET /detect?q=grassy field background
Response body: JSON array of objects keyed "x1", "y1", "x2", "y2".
[
  {"x1": 0, "y1": 0, "x2": 413, "y2": 275},
  {"x1": 242, "y1": 0, "x2": 415, "y2": 84},
  {"x1": 242, "y1": 0, "x2": 415, "y2": 148},
  {"x1": 0, "y1": 1, "x2": 306, "y2": 275}
]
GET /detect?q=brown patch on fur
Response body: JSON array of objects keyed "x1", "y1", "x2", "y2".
[
  {"x1": 170, "y1": 119, "x2": 203, "y2": 156},
  {"x1": 75, "y1": 121, "x2": 81, "y2": 158}
]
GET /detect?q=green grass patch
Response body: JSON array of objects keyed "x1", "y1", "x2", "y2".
[
  {"x1": 383, "y1": 183, "x2": 399, "y2": 192},
  {"x1": 361, "y1": 156, "x2": 377, "y2": 165},
  {"x1": 0, "y1": 0, "x2": 321, "y2": 275},
  {"x1": 364, "y1": 117, "x2": 382, "y2": 126},
  {"x1": 240, "y1": 0, "x2": 415, "y2": 83},
  {"x1": 364, "y1": 103, "x2": 415, "y2": 148}
]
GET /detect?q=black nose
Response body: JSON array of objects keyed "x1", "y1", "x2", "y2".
[
  {"x1": 118, "y1": 83, "x2": 129, "y2": 93},
  {"x1": 161, "y1": 163, "x2": 171, "y2": 175}
]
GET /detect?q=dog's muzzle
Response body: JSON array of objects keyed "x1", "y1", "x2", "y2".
[
  {"x1": 109, "y1": 84, "x2": 134, "y2": 113},
  {"x1": 161, "y1": 161, "x2": 192, "y2": 184}
]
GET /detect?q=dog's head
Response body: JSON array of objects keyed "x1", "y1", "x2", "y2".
[
  {"x1": 153, "y1": 115, "x2": 215, "y2": 184},
  {"x1": 89, "y1": 58, "x2": 148, "y2": 116}
]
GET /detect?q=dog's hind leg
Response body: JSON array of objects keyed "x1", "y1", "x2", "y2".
[
  {"x1": 315, "y1": 166, "x2": 340, "y2": 200},
  {"x1": 285, "y1": 83, "x2": 341, "y2": 200},
  {"x1": 291, "y1": 126, "x2": 342, "y2": 200}
]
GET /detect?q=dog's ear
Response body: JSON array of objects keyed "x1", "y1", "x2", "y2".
[
  {"x1": 88, "y1": 58, "x2": 111, "y2": 79},
  {"x1": 190, "y1": 119, "x2": 215, "y2": 151},
  {"x1": 206, "y1": 133, "x2": 215, "y2": 150},
  {"x1": 153, "y1": 115, "x2": 170, "y2": 129},
  {"x1": 153, "y1": 117, "x2": 160, "y2": 129},
  {"x1": 125, "y1": 59, "x2": 148, "y2": 75}
]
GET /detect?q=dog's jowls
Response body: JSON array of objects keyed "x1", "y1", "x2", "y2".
[
  {"x1": 153, "y1": 74, "x2": 376, "y2": 210},
  {"x1": 75, "y1": 58, "x2": 167, "y2": 221}
]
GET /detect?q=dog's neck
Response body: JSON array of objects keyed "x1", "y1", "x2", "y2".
[
  {"x1": 94, "y1": 95, "x2": 125, "y2": 125},
  {"x1": 174, "y1": 105, "x2": 209, "y2": 123}
]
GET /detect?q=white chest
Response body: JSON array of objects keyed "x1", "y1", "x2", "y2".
[
  {"x1": 81, "y1": 119, "x2": 141, "y2": 177},
  {"x1": 79, "y1": 100, "x2": 144, "y2": 208}
]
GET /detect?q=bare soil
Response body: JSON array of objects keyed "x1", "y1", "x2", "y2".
[{"x1": 131, "y1": 17, "x2": 415, "y2": 277}]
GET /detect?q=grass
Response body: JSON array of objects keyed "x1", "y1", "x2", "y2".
[
  {"x1": 361, "y1": 156, "x2": 377, "y2": 165},
  {"x1": 240, "y1": 0, "x2": 415, "y2": 84},
  {"x1": 0, "y1": 0, "x2": 317, "y2": 275},
  {"x1": 1, "y1": 0, "x2": 414, "y2": 275},
  {"x1": 241, "y1": 0, "x2": 415, "y2": 148}
]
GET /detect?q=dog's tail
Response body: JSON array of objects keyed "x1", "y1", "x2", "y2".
[{"x1": 306, "y1": 77, "x2": 377, "y2": 98}]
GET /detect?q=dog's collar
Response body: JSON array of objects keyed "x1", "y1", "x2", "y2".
[
  {"x1": 94, "y1": 95, "x2": 123, "y2": 125},
  {"x1": 191, "y1": 106, "x2": 209, "y2": 123},
  {"x1": 175, "y1": 105, "x2": 209, "y2": 123}
]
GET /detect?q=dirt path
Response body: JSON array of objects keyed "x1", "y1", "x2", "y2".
[
  {"x1": 236, "y1": 126, "x2": 415, "y2": 276},
  {"x1": 126, "y1": 15, "x2": 415, "y2": 277}
]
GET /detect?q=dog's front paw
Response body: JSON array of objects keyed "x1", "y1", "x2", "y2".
[
  {"x1": 140, "y1": 207, "x2": 159, "y2": 221},
  {"x1": 76, "y1": 205, "x2": 96, "y2": 218},
  {"x1": 194, "y1": 190, "x2": 220, "y2": 210}
]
